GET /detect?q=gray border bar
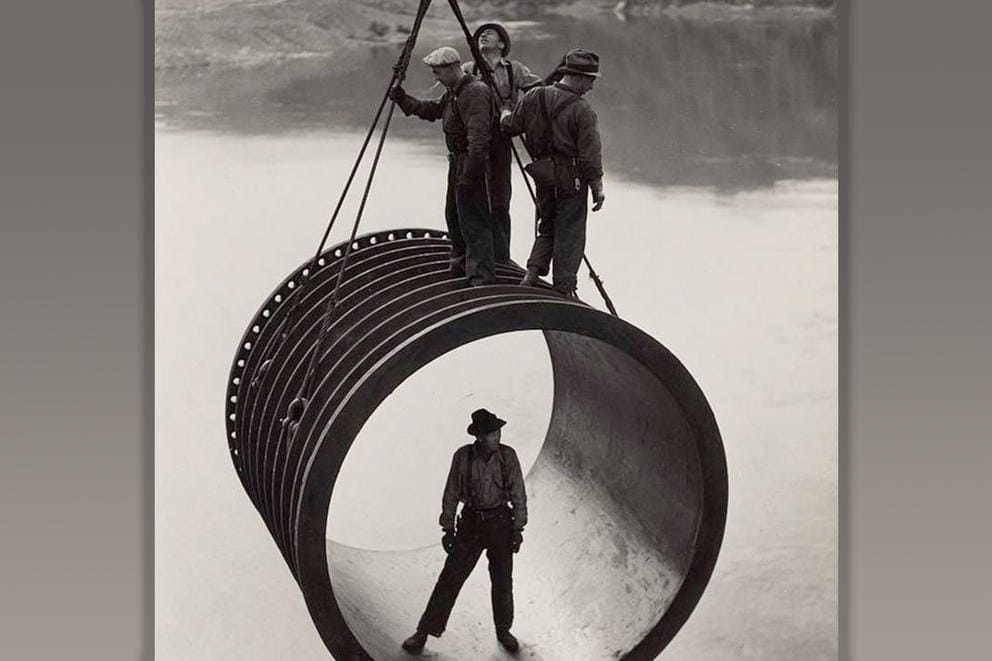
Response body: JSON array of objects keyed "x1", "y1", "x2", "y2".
[
  {"x1": 0, "y1": 1, "x2": 150, "y2": 658},
  {"x1": 2, "y1": 1, "x2": 991, "y2": 659}
]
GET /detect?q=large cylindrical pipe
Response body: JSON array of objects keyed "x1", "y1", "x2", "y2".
[{"x1": 225, "y1": 229, "x2": 727, "y2": 660}]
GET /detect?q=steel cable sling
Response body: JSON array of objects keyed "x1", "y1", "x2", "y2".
[
  {"x1": 252, "y1": 0, "x2": 619, "y2": 436},
  {"x1": 444, "y1": 0, "x2": 618, "y2": 317},
  {"x1": 250, "y1": 0, "x2": 436, "y2": 435}
]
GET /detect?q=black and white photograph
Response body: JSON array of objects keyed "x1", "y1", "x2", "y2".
[{"x1": 155, "y1": 1, "x2": 838, "y2": 659}]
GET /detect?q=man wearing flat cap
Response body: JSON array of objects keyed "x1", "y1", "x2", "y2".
[
  {"x1": 389, "y1": 47, "x2": 498, "y2": 287},
  {"x1": 402, "y1": 408, "x2": 528, "y2": 654},
  {"x1": 461, "y1": 23, "x2": 544, "y2": 265},
  {"x1": 500, "y1": 49, "x2": 606, "y2": 298}
]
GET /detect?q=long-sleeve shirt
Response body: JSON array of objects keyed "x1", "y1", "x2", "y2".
[
  {"x1": 395, "y1": 74, "x2": 492, "y2": 183},
  {"x1": 439, "y1": 442, "x2": 528, "y2": 531},
  {"x1": 500, "y1": 82, "x2": 604, "y2": 186},
  {"x1": 461, "y1": 57, "x2": 544, "y2": 110}
]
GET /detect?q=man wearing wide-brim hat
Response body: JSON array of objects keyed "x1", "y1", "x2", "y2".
[
  {"x1": 389, "y1": 47, "x2": 499, "y2": 287},
  {"x1": 461, "y1": 22, "x2": 545, "y2": 265},
  {"x1": 401, "y1": 408, "x2": 528, "y2": 654},
  {"x1": 500, "y1": 48, "x2": 606, "y2": 298}
]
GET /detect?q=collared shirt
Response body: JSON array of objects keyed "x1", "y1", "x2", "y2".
[
  {"x1": 500, "y1": 82, "x2": 604, "y2": 185},
  {"x1": 396, "y1": 74, "x2": 492, "y2": 180},
  {"x1": 461, "y1": 57, "x2": 544, "y2": 109},
  {"x1": 439, "y1": 442, "x2": 528, "y2": 531}
]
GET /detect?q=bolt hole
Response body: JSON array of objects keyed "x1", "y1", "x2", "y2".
[
  {"x1": 274, "y1": 294, "x2": 282, "y2": 303},
  {"x1": 262, "y1": 309, "x2": 270, "y2": 318},
  {"x1": 233, "y1": 377, "x2": 240, "y2": 385},
  {"x1": 236, "y1": 359, "x2": 244, "y2": 367},
  {"x1": 318, "y1": 258, "x2": 326, "y2": 266}
]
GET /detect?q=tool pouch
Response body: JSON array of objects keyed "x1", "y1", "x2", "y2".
[{"x1": 524, "y1": 157, "x2": 557, "y2": 188}]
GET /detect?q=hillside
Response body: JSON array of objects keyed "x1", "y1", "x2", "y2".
[{"x1": 155, "y1": 0, "x2": 836, "y2": 69}]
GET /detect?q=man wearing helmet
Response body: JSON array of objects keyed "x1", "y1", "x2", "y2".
[{"x1": 462, "y1": 23, "x2": 544, "y2": 265}]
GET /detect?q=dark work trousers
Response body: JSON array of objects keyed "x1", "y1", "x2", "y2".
[
  {"x1": 417, "y1": 507, "x2": 515, "y2": 636},
  {"x1": 445, "y1": 154, "x2": 497, "y2": 286},
  {"x1": 488, "y1": 132, "x2": 514, "y2": 263},
  {"x1": 527, "y1": 185, "x2": 589, "y2": 292}
]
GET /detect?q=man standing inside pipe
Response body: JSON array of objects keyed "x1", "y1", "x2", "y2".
[
  {"x1": 389, "y1": 47, "x2": 498, "y2": 286},
  {"x1": 461, "y1": 23, "x2": 544, "y2": 264},
  {"x1": 500, "y1": 49, "x2": 606, "y2": 297},
  {"x1": 402, "y1": 408, "x2": 528, "y2": 654}
]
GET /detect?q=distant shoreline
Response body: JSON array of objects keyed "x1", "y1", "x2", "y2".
[{"x1": 155, "y1": 0, "x2": 836, "y2": 70}]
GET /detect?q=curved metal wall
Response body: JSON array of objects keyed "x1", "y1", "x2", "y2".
[{"x1": 225, "y1": 228, "x2": 727, "y2": 660}]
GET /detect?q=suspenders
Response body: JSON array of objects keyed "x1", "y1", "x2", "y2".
[
  {"x1": 472, "y1": 61, "x2": 515, "y2": 103},
  {"x1": 537, "y1": 86, "x2": 582, "y2": 158},
  {"x1": 463, "y1": 444, "x2": 511, "y2": 509},
  {"x1": 466, "y1": 444, "x2": 477, "y2": 508}
]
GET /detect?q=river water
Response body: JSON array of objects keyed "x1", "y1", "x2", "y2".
[{"x1": 156, "y1": 10, "x2": 837, "y2": 660}]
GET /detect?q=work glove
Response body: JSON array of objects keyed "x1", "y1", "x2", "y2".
[
  {"x1": 442, "y1": 529, "x2": 457, "y2": 554},
  {"x1": 591, "y1": 181, "x2": 605, "y2": 212},
  {"x1": 388, "y1": 85, "x2": 406, "y2": 102},
  {"x1": 511, "y1": 529, "x2": 523, "y2": 553}
]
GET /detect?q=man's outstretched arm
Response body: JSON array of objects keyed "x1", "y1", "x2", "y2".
[{"x1": 389, "y1": 85, "x2": 445, "y2": 122}]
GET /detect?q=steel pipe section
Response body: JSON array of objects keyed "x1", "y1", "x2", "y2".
[{"x1": 225, "y1": 229, "x2": 727, "y2": 660}]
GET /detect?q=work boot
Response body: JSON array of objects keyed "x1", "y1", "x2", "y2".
[
  {"x1": 519, "y1": 267, "x2": 541, "y2": 287},
  {"x1": 556, "y1": 288, "x2": 579, "y2": 300},
  {"x1": 401, "y1": 630, "x2": 428, "y2": 653},
  {"x1": 496, "y1": 628, "x2": 520, "y2": 653},
  {"x1": 449, "y1": 261, "x2": 466, "y2": 277}
]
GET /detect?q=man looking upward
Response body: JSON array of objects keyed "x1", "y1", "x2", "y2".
[{"x1": 462, "y1": 23, "x2": 544, "y2": 265}]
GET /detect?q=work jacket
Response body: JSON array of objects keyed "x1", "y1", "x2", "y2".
[
  {"x1": 439, "y1": 442, "x2": 528, "y2": 532},
  {"x1": 501, "y1": 82, "x2": 604, "y2": 187},
  {"x1": 396, "y1": 74, "x2": 492, "y2": 183},
  {"x1": 461, "y1": 57, "x2": 544, "y2": 110}
]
